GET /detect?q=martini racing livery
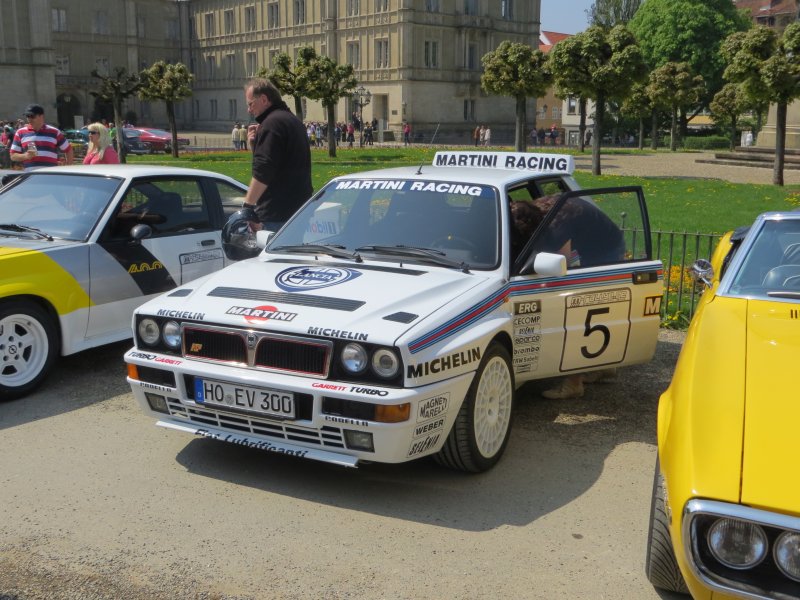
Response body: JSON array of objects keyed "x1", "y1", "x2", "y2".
[
  {"x1": 0, "y1": 165, "x2": 249, "y2": 399},
  {"x1": 126, "y1": 152, "x2": 664, "y2": 472}
]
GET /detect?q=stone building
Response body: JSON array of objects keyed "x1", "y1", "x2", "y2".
[{"x1": 0, "y1": 0, "x2": 542, "y2": 141}]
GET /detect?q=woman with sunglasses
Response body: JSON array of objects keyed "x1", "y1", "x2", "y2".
[{"x1": 83, "y1": 123, "x2": 119, "y2": 164}]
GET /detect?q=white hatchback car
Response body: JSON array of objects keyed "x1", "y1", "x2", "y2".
[
  {"x1": 0, "y1": 165, "x2": 248, "y2": 399},
  {"x1": 125, "y1": 152, "x2": 664, "y2": 472}
]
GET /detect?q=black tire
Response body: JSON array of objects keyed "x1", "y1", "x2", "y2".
[
  {"x1": 434, "y1": 342, "x2": 514, "y2": 473},
  {"x1": 0, "y1": 300, "x2": 58, "y2": 401},
  {"x1": 645, "y1": 458, "x2": 690, "y2": 594}
]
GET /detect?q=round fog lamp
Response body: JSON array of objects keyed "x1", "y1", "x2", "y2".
[
  {"x1": 163, "y1": 321, "x2": 181, "y2": 349},
  {"x1": 707, "y1": 518, "x2": 767, "y2": 569},
  {"x1": 372, "y1": 348, "x2": 399, "y2": 378},
  {"x1": 774, "y1": 531, "x2": 800, "y2": 582},
  {"x1": 341, "y1": 343, "x2": 368, "y2": 373},
  {"x1": 138, "y1": 318, "x2": 160, "y2": 346}
]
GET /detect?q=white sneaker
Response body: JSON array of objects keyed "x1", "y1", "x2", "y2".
[{"x1": 541, "y1": 376, "x2": 585, "y2": 399}]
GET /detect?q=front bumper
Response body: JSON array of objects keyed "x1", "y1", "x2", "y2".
[{"x1": 125, "y1": 348, "x2": 473, "y2": 468}]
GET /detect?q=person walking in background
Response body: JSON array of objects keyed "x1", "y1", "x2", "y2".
[
  {"x1": 238, "y1": 124, "x2": 248, "y2": 150},
  {"x1": 473, "y1": 125, "x2": 481, "y2": 147},
  {"x1": 479, "y1": 125, "x2": 486, "y2": 146},
  {"x1": 82, "y1": 122, "x2": 119, "y2": 164},
  {"x1": 483, "y1": 125, "x2": 492, "y2": 146},
  {"x1": 347, "y1": 122, "x2": 355, "y2": 148},
  {"x1": 231, "y1": 123, "x2": 241, "y2": 150},
  {"x1": 241, "y1": 78, "x2": 312, "y2": 233},
  {"x1": 10, "y1": 104, "x2": 72, "y2": 170},
  {"x1": 549, "y1": 124, "x2": 558, "y2": 145},
  {"x1": 403, "y1": 122, "x2": 411, "y2": 146}
]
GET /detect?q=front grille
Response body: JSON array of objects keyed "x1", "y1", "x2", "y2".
[
  {"x1": 182, "y1": 324, "x2": 332, "y2": 377},
  {"x1": 165, "y1": 396, "x2": 344, "y2": 448}
]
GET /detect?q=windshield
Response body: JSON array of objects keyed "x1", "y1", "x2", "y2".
[
  {"x1": 0, "y1": 173, "x2": 122, "y2": 241},
  {"x1": 269, "y1": 178, "x2": 500, "y2": 269},
  {"x1": 729, "y1": 218, "x2": 800, "y2": 299}
]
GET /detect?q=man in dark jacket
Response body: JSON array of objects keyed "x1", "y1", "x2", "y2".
[{"x1": 242, "y1": 78, "x2": 312, "y2": 232}]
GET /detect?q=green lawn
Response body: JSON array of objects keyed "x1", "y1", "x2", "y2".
[{"x1": 132, "y1": 146, "x2": 800, "y2": 235}]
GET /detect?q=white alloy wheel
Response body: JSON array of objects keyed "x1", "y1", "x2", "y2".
[
  {"x1": 0, "y1": 302, "x2": 58, "y2": 400},
  {"x1": 473, "y1": 355, "x2": 514, "y2": 458}
]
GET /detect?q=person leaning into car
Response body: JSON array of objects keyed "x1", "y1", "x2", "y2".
[
  {"x1": 10, "y1": 104, "x2": 73, "y2": 170},
  {"x1": 241, "y1": 78, "x2": 312, "y2": 233}
]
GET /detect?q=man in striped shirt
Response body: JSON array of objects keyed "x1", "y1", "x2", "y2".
[{"x1": 10, "y1": 103, "x2": 73, "y2": 170}]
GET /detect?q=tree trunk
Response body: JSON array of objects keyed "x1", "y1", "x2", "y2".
[
  {"x1": 592, "y1": 93, "x2": 605, "y2": 176},
  {"x1": 326, "y1": 104, "x2": 337, "y2": 158},
  {"x1": 650, "y1": 109, "x2": 658, "y2": 150},
  {"x1": 294, "y1": 95, "x2": 304, "y2": 121},
  {"x1": 578, "y1": 97, "x2": 587, "y2": 152},
  {"x1": 114, "y1": 100, "x2": 126, "y2": 164},
  {"x1": 167, "y1": 101, "x2": 179, "y2": 158},
  {"x1": 729, "y1": 114, "x2": 736, "y2": 152},
  {"x1": 638, "y1": 117, "x2": 644, "y2": 150},
  {"x1": 670, "y1": 106, "x2": 678, "y2": 152},
  {"x1": 774, "y1": 101, "x2": 787, "y2": 186},
  {"x1": 515, "y1": 95, "x2": 526, "y2": 152}
]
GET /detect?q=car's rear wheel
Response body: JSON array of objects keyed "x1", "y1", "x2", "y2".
[
  {"x1": 435, "y1": 342, "x2": 514, "y2": 473},
  {"x1": 0, "y1": 301, "x2": 58, "y2": 401},
  {"x1": 645, "y1": 458, "x2": 689, "y2": 594}
]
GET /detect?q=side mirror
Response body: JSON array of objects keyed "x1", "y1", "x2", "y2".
[
  {"x1": 130, "y1": 223, "x2": 152, "y2": 242},
  {"x1": 521, "y1": 252, "x2": 567, "y2": 276},
  {"x1": 692, "y1": 258, "x2": 714, "y2": 287}
]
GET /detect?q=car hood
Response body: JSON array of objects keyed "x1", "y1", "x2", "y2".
[
  {"x1": 141, "y1": 257, "x2": 493, "y2": 345},
  {"x1": 740, "y1": 299, "x2": 800, "y2": 514},
  {"x1": 0, "y1": 237, "x2": 78, "y2": 255}
]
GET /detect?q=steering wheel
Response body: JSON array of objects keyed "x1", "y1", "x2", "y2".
[{"x1": 430, "y1": 235, "x2": 478, "y2": 252}]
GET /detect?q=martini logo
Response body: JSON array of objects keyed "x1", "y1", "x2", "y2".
[
  {"x1": 275, "y1": 266, "x2": 361, "y2": 292},
  {"x1": 226, "y1": 305, "x2": 298, "y2": 324}
]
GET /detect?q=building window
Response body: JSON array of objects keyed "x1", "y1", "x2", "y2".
[
  {"x1": 207, "y1": 55, "x2": 217, "y2": 79},
  {"x1": 347, "y1": 42, "x2": 361, "y2": 69},
  {"x1": 267, "y1": 3, "x2": 279, "y2": 28},
  {"x1": 501, "y1": 0, "x2": 512, "y2": 19},
  {"x1": 52, "y1": 8, "x2": 67, "y2": 32},
  {"x1": 55, "y1": 55, "x2": 70, "y2": 75},
  {"x1": 467, "y1": 43, "x2": 478, "y2": 69},
  {"x1": 224, "y1": 9, "x2": 234, "y2": 34},
  {"x1": 269, "y1": 49, "x2": 280, "y2": 68},
  {"x1": 246, "y1": 51, "x2": 257, "y2": 76},
  {"x1": 567, "y1": 97, "x2": 577, "y2": 115},
  {"x1": 425, "y1": 0, "x2": 439, "y2": 11},
  {"x1": 193, "y1": 100, "x2": 200, "y2": 119},
  {"x1": 375, "y1": 0, "x2": 389, "y2": 12},
  {"x1": 226, "y1": 54, "x2": 235, "y2": 78},
  {"x1": 210, "y1": 99, "x2": 218, "y2": 120},
  {"x1": 424, "y1": 41, "x2": 439, "y2": 68},
  {"x1": 348, "y1": 0, "x2": 360, "y2": 16},
  {"x1": 204, "y1": 13, "x2": 215, "y2": 36},
  {"x1": 552, "y1": 105, "x2": 561, "y2": 119},
  {"x1": 463, "y1": 99, "x2": 475, "y2": 121},
  {"x1": 166, "y1": 19, "x2": 179, "y2": 40},
  {"x1": 137, "y1": 15, "x2": 146, "y2": 37},
  {"x1": 464, "y1": 0, "x2": 477, "y2": 15},
  {"x1": 375, "y1": 39, "x2": 389, "y2": 68},
  {"x1": 93, "y1": 11, "x2": 110, "y2": 35},
  {"x1": 95, "y1": 57, "x2": 110, "y2": 76},
  {"x1": 245, "y1": 6, "x2": 257, "y2": 31},
  {"x1": 229, "y1": 99, "x2": 238, "y2": 120},
  {"x1": 294, "y1": 0, "x2": 306, "y2": 24},
  {"x1": 189, "y1": 19, "x2": 196, "y2": 40}
]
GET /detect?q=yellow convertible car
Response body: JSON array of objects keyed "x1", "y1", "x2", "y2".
[{"x1": 646, "y1": 211, "x2": 800, "y2": 599}]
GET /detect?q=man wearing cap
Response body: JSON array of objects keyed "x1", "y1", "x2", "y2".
[{"x1": 10, "y1": 104, "x2": 73, "y2": 170}]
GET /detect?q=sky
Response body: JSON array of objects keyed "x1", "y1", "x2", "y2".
[{"x1": 540, "y1": 0, "x2": 593, "y2": 34}]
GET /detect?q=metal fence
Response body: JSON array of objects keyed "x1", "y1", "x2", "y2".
[{"x1": 651, "y1": 229, "x2": 723, "y2": 328}]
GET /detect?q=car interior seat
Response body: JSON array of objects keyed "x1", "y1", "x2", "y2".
[
  {"x1": 762, "y1": 265, "x2": 800, "y2": 290},
  {"x1": 155, "y1": 191, "x2": 185, "y2": 232}
]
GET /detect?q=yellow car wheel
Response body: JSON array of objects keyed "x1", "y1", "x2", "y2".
[{"x1": 645, "y1": 459, "x2": 689, "y2": 594}]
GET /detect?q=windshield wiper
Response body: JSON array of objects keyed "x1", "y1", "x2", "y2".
[
  {"x1": 270, "y1": 243, "x2": 362, "y2": 262},
  {"x1": 767, "y1": 291, "x2": 800, "y2": 299},
  {"x1": 0, "y1": 223, "x2": 53, "y2": 241},
  {"x1": 356, "y1": 245, "x2": 470, "y2": 273}
]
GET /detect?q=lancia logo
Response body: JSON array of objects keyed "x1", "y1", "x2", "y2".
[
  {"x1": 275, "y1": 266, "x2": 361, "y2": 292},
  {"x1": 246, "y1": 332, "x2": 257, "y2": 348}
]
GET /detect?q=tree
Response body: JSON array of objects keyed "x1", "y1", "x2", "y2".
[
  {"x1": 709, "y1": 83, "x2": 749, "y2": 151},
  {"x1": 550, "y1": 25, "x2": 647, "y2": 175},
  {"x1": 646, "y1": 62, "x2": 705, "y2": 151},
  {"x1": 90, "y1": 67, "x2": 143, "y2": 163},
  {"x1": 721, "y1": 23, "x2": 800, "y2": 185},
  {"x1": 261, "y1": 49, "x2": 314, "y2": 121},
  {"x1": 621, "y1": 82, "x2": 652, "y2": 149},
  {"x1": 586, "y1": 0, "x2": 643, "y2": 28},
  {"x1": 629, "y1": 0, "x2": 750, "y2": 108},
  {"x1": 297, "y1": 49, "x2": 358, "y2": 158},
  {"x1": 139, "y1": 61, "x2": 194, "y2": 158},
  {"x1": 481, "y1": 41, "x2": 552, "y2": 152}
]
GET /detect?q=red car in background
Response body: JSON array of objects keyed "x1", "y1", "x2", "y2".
[{"x1": 132, "y1": 128, "x2": 191, "y2": 154}]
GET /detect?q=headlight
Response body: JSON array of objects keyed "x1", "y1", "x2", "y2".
[
  {"x1": 341, "y1": 343, "x2": 368, "y2": 373},
  {"x1": 162, "y1": 321, "x2": 181, "y2": 349},
  {"x1": 774, "y1": 531, "x2": 800, "y2": 582},
  {"x1": 707, "y1": 518, "x2": 768, "y2": 569},
  {"x1": 138, "y1": 318, "x2": 160, "y2": 346},
  {"x1": 372, "y1": 348, "x2": 399, "y2": 378}
]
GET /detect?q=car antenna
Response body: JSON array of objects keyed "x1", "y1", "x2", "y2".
[{"x1": 415, "y1": 123, "x2": 440, "y2": 175}]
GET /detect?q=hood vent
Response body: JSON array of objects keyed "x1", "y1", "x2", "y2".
[
  {"x1": 208, "y1": 286, "x2": 365, "y2": 312},
  {"x1": 384, "y1": 311, "x2": 418, "y2": 324}
]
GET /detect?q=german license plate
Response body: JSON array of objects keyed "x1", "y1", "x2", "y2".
[{"x1": 194, "y1": 378, "x2": 294, "y2": 419}]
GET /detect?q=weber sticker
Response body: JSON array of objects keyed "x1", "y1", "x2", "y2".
[{"x1": 413, "y1": 417, "x2": 445, "y2": 438}]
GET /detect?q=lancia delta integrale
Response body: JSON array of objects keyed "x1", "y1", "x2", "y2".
[{"x1": 125, "y1": 152, "x2": 664, "y2": 472}]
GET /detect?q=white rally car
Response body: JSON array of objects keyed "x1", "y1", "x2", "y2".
[
  {"x1": 0, "y1": 165, "x2": 248, "y2": 399},
  {"x1": 125, "y1": 152, "x2": 664, "y2": 472}
]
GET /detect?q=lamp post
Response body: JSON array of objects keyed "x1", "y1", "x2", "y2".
[{"x1": 352, "y1": 85, "x2": 371, "y2": 148}]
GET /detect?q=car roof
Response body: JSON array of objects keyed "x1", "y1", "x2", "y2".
[
  {"x1": 20, "y1": 164, "x2": 242, "y2": 182},
  {"x1": 328, "y1": 151, "x2": 576, "y2": 188}
]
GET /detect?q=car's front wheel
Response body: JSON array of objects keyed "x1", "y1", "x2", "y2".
[
  {"x1": 645, "y1": 459, "x2": 689, "y2": 594},
  {"x1": 435, "y1": 342, "x2": 514, "y2": 473},
  {"x1": 0, "y1": 301, "x2": 58, "y2": 400}
]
